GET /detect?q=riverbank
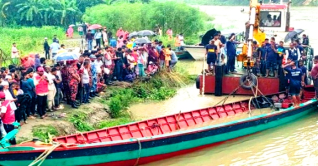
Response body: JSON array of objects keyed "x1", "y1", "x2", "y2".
[{"x1": 16, "y1": 61, "x2": 196, "y2": 143}]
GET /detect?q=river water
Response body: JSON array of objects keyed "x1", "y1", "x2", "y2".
[{"x1": 128, "y1": 5, "x2": 318, "y2": 166}]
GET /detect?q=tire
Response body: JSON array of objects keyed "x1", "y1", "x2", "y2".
[
  {"x1": 240, "y1": 73, "x2": 258, "y2": 90},
  {"x1": 196, "y1": 76, "x2": 200, "y2": 89}
]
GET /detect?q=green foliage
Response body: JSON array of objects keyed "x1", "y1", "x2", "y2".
[
  {"x1": 83, "y1": 2, "x2": 207, "y2": 37},
  {"x1": 69, "y1": 111, "x2": 94, "y2": 131},
  {"x1": 0, "y1": 0, "x2": 83, "y2": 26},
  {"x1": 96, "y1": 114, "x2": 132, "y2": 129},
  {"x1": 32, "y1": 125, "x2": 58, "y2": 142},
  {"x1": 0, "y1": 26, "x2": 65, "y2": 66}
]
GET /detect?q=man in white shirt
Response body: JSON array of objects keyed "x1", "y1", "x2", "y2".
[
  {"x1": 82, "y1": 61, "x2": 90, "y2": 103},
  {"x1": 50, "y1": 41, "x2": 60, "y2": 59},
  {"x1": 94, "y1": 30, "x2": 102, "y2": 48},
  {"x1": 11, "y1": 43, "x2": 19, "y2": 65}
]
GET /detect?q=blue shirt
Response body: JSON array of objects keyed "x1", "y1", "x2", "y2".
[
  {"x1": 110, "y1": 39, "x2": 117, "y2": 48},
  {"x1": 284, "y1": 67, "x2": 302, "y2": 87},
  {"x1": 170, "y1": 50, "x2": 178, "y2": 62},
  {"x1": 50, "y1": 42, "x2": 60, "y2": 54},
  {"x1": 266, "y1": 45, "x2": 277, "y2": 62},
  {"x1": 288, "y1": 48, "x2": 299, "y2": 61},
  {"x1": 258, "y1": 47, "x2": 266, "y2": 59},
  {"x1": 156, "y1": 45, "x2": 162, "y2": 53},
  {"x1": 226, "y1": 41, "x2": 236, "y2": 57},
  {"x1": 299, "y1": 65, "x2": 307, "y2": 85}
]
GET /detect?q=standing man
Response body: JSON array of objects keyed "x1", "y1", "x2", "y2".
[
  {"x1": 86, "y1": 30, "x2": 94, "y2": 51},
  {"x1": 226, "y1": 34, "x2": 239, "y2": 73},
  {"x1": 282, "y1": 60, "x2": 304, "y2": 107},
  {"x1": 205, "y1": 39, "x2": 218, "y2": 74},
  {"x1": 43, "y1": 38, "x2": 50, "y2": 60},
  {"x1": 310, "y1": 56, "x2": 318, "y2": 99},
  {"x1": 53, "y1": 35, "x2": 59, "y2": 43},
  {"x1": 94, "y1": 29, "x2": 102, "y2": 48},
  {"x1": 67, "y1": 60, "x2": 80, "y2": 108},
  {"x1": 265, "y1": 39, "x2": 278, "y2": 77},
  {"x1": 277, "y1": 41, "x2": 286, "y2": 75},
  {"x1": 287, "y1": 43, "x2": 300, "y2": 66},
  {"x1": 11, "y1": 43, "x2": 19, "y2": 65},
  {"x1": 50, "y1": 40, "x2": 60, "y2": 59}
]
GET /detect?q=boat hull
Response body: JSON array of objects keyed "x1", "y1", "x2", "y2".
[
  {"x1": 183, "y1": 45, "x2": 205, "y2": 60},
  {"x1": 1, "y1": 99, "x2": 317, "y2": 166},
  {"x1": 199, "y1": 74, "x2": 280, "y2": 95}
]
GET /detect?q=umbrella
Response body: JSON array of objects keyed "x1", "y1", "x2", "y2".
[
  {"x1": 54, "y1": 52, "x2": 79, "y2": 61},
  {"x1": 134, "y1": 38, "x2": 151, "y2": 44},
  {"x1": 200, "y1": 29, "x2": 218, "y2": 46},
  {"x1": 88, "y1": 24, "x2": 102, "y2": 30},
  {"x1": 129, "y1": 31, "x2": 138, "y2": 39},
  {"x1": 69, "y1": 24, "x2": 75, "y2": 27},
  {"x1": 284, "y1": 29, "x2": 304, "y2": 42},
  {"x1": 137, "y1": 30, "x2": 155, "y2": 36}
]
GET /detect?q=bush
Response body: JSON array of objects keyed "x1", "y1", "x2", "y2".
[
  {"x1": 32, "y1": 125, "x2": 58, "y2": 143},
  {"x1": 69, "y1": 112, "x2": 94, "y2": 131},
  {"x1": 83, "y1": 2, "x2": 207, "y2": 37}
]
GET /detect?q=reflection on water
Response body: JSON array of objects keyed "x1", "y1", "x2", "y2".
[{"x1": 132, "y1": 6, "x2": 318, "y2": 166}]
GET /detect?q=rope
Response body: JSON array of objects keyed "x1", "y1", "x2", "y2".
[
  {"x1": 28, "y1": 143, "x2": 61, "y2": 166},
  {"x1": 176, "y1": 110, "x2": 182, "y2": 130},
  {"x1": 133, "y1": 138, "x2": 142, "y2": 166},
  {"x1": 248, "y1": 97, "x2": 253, "y2": 117}
]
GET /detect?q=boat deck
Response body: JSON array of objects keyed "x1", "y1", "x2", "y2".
[{"x1": 53, "y1": 90, "x2": 315, "y2": 145}]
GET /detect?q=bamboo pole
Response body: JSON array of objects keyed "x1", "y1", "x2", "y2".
[{"x1": 201, "y1": 54, "x2": 206, "y2": 96}]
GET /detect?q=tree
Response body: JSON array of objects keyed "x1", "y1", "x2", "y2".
[
  {"x1": 54, "y1": 0, "x2": 81, "y2": 25},
  {"x1": 16, "y1": 0, "x2": 44, "y2": 25}
]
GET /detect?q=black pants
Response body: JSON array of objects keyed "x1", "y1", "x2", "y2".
[
  {"x1": 45, "y1": 50, "x2": 50, "y2": 59},
  {"x1": 15, "y1": 104, "x2": 27, "y2": 122},
  {"x1": 227, "y1": 56, "x2": 236, "y2": 72},
  {"x1": 95, "y1": 39, "x2": 101, "y2": 48},
  {"x1": 115, "y1": 61, "x2": 123, "y2": 81},
  {"x1": 3, "y1": 124, "x2": 17, "y2": 145},
  {"x1": 76, "y1": 84, "x2": 84, "y2": 103},
  {"x1": 37, "y1": 95, "x2": 47, "y2": 117},
  {"x1": 314, "y1": 78, "x2": 318, "y2": 98},
  {"x1": 54, "y1": 88, "x2": 62, "y2": 107}
]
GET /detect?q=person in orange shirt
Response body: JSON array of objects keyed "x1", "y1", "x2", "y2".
[
  {"x1": 164, "y1": 45, "x2": 172, "y2": 71},
  {"x1": 174, "y1": 35, "x2": 181, "y2": 51}
]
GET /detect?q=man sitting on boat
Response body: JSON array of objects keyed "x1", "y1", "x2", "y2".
[{"x1": 282, "y1": 59, "x2": 305, "y2": 107}]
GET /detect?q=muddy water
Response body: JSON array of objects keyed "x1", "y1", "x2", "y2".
[{"x1": 130, "y1": 6, "x2": 318, "y2": 166}]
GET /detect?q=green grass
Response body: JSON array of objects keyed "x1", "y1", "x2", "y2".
[
  {"x1": 68, "y1": 111, "x2": 94, "y2": 132},
  {"x1": 32, "y1": 125, "x2": 58, "y2": 143},
  {"x1": 0, "y1": 26, "x2": 66, "y2": 66},
  {"x1": 95, "y1": 113, "x2": 133, "y2": 129}
]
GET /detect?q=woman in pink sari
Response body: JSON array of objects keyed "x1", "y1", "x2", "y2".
[
  {"x1": 67, "y1": 26, "x2": 74, "y2": 38},
  {"x1": 166, "y1": 28, "x2": 173, "y2": 40}
]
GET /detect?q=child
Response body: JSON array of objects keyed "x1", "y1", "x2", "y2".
[{"x1": 13, "y1": 83, "x2": 30, "y2": 124}]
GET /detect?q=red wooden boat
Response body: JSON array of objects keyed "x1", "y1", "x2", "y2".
[{"x1": 0, "y1": 87, "x2": 316, "y2": 166}]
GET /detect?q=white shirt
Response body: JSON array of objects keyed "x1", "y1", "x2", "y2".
[
  {"x1": 11, "y1": 46, "x2": 19, "y2": 58},
  {"x1": 3, "y1": 90, "x2": 17, "y2": 111},
  {"x1": 47, "y1": 73, "x2": 56, "y2": 91},
  {"x1": 82, "y1": 68, "x2": 90, "y2": 84},
  {"x1": 104, "y1": 53, "x2": 113, "y2": 66},
  {"x1": 94, "y1": 60, "x2": 103, "y2": 74}
]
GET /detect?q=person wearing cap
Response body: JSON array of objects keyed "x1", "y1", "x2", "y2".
[
  {"x1": 67, "y1": 60, "x2": 81, "y2": 108},
  {"x1": 282, "y1": 59, "x2": 304, "y2": 107},
  {"x1": 34, "y1": 66, "x2": 49, "y2": 118},
  {"x1": 0, "y1": 91, "x2": 16, "y2": 144},
  {"x1": 44, "y1": 37, "x2": 50, "y2": 60}
]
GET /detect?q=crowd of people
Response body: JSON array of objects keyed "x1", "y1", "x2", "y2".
[
  {"x1": 1, "y1": 26, "x2": 180, "y2": 142},
  {"x1": 205, "y1": 32, "x2": 311, "y2": 107}
]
